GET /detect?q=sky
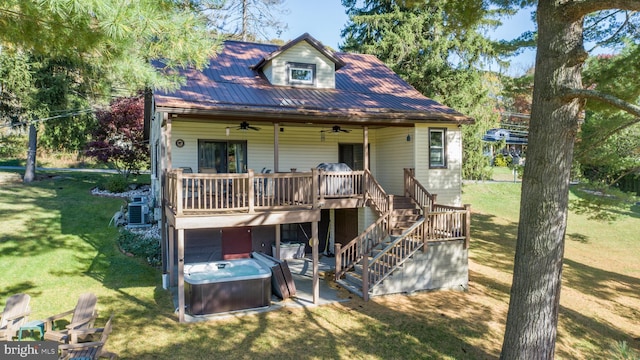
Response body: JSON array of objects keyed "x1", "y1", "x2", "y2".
[{"x1": 270, "y1": 0, "x2": 538, "y2": 75}]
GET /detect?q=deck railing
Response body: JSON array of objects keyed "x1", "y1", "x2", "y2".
[
  {"x1": 165, "y1": 168, "x2": 365, "y2": 215},
  {"x1": 426, "y1": 204, "x2": 471, "y2": 249}
]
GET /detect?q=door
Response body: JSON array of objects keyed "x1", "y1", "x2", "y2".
[
  {"x1": 334, "y1": 208, "x2": 359, "y2": 247},
  {"x1": 198, "y1": 140, "x2": 247, "y2": 173},
  {"x1": 221, "y1": 227, "x2": 252, "y2": 260}
]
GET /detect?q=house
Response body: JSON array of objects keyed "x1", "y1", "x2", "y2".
[{"x1": 145, "y1": 33, "x2": 473, "y2": 322}]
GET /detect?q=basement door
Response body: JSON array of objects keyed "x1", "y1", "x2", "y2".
[
  {"x1": 334, "y1": 208, "x2": 359, "y2": 246},
  {"x1": 221, "y1": 227, "x2": 252, "y2": 260}
]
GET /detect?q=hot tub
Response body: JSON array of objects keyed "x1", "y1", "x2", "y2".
[{"x1": 184, "y1": 259, "x2": 272, "y2": 315}]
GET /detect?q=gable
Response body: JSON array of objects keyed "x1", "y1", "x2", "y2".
[{"x1": 263, "y1": 41, "x2": 337, "y2": 89}]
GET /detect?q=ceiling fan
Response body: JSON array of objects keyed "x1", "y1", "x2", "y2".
[
  {"x1": 236, "y1": 121, "x2": 260, "y2": 131},
  {"x1": 321, "y1": 125, "x2": 351, "y2": 133}
]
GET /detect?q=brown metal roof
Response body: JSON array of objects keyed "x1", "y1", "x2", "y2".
[{"x1": 154, "y1": 37, "x2": 473, "y2": 125}]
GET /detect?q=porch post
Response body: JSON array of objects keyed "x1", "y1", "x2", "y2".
[
  {"x1": 161, "y1": 171, "x2": 167, "y2": 276},
  {"x1": 275, "y1": 223, "x2": 281, "y2": 259},
  {"x1": 248, "y1": 169, "x2": 255, "y2": 213},
  {"x1": 464, "y1": 204, "x2": 471, "y2": 249},
  {"x1": 312, "y1": 221, "x2": 319, "y2": 304},
  {"x1": 168, "y1": 225, "x2": 175, "y2": 286},
  {"x1": 273, "y1": 122, "x2": 279, "y2": 173},
  {"x1": 177, "y1": 228, "x2": 185, "y2": 323},
  {"x1": 363, "y1": 126, "x2": 369, "y2": 171}
]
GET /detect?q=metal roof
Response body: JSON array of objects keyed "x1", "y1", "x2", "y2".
[{"x1": 154, "y1": 36, "x2": 473, "y2": 125}]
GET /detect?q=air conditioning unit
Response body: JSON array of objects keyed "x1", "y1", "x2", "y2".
[
  {"x1": 131, "y1": 195, "x2": 147, "y2": 204},
  {"x1": 128, "y1": 203, "x2": 149, "y2": 226}
]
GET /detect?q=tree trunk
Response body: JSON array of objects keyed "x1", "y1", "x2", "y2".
[
  {"x1": 242, "y1": 0, "x2": 248, "y2": 41},
  {"x1": 500, "y1": 1, "x2": 585, "y2": 358},
  {"x1": 23, "y1": 123, "x2": 38, "y2": 183}
]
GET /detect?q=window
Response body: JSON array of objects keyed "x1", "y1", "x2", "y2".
[
  {"x1": 429, "y1": 128, "x2": 447, "y2": 168},
  {"x1": 198, "y1": 140, "x2": 247, "y2": 173},
  {"x1": 287, "y1": 62, "x2": 315, "y2": 85}
]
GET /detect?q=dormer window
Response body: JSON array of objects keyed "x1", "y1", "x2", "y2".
[{"x1": 287, "y1": 62, "x2": 315, "y2": 86}]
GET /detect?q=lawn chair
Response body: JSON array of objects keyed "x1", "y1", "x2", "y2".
[
  {"x1": 0, "y1": 293, "x2": 31, "y2": 340},
  {"x1": 43, "y1": 293, "x2": 98, "y2": 344},
  {"x1": 58, "y1": 315, "x2": 117, "y2": 360}
]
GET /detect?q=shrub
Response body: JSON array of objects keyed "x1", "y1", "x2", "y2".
[
  {"x1": 0, "y1": 135, "x2": 26, "y2": 158},
  {"x1": 104, "y1": 176, "x2": 128, "y2": 193},
  {"x1": 493, "y1": 153, "x2": 512, "y2": 167},
  {"x1": 118, "y1": 229, "x2": 161, "y2": 267}
]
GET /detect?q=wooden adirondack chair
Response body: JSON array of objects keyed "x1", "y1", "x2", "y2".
[
  {"x1": 43, "y1": 293, "x2": 98, "y2": 343},
  {"x1": 58, "y1": 315, "x2": 117, "y2": 360},
  {"x1": 0, "y1": 293, "x2": 31, "y2": 340}
]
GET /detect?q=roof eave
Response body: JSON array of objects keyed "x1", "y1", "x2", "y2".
[{"x1": 155, "y1": 103, "x2": 475, "y2": 125}]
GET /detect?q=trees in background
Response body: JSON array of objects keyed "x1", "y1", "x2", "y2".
[
  {"x1": 0, "y1": 0, "x2": 220, "y2": 180},
  {"x1": 193, "y1": 0, "x2": 289, "y2": 42},
  {"x1": 86, "y1": 96, "x2": 147, "y2": 180},
  {"x1": 340, "y1": 0, "x2": 511, "y2": 180}
]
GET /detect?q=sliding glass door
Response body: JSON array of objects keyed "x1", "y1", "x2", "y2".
[{"x1": 198, "y1": 140, "x2": 247, "y2": 173}]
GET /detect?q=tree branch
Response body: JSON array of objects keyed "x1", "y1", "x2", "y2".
[
  {"x1": 562, "y1": 87, "x2": 640, "y2": 118},
  {"x1": 586, "y1": 10, "x2": 633, "y2": 53},
  {"x1": 562, "y1": 0, "x2": 640, "y2": 21}
]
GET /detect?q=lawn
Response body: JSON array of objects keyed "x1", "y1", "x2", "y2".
[{"x1": 1, "y1": 170, "x2": 638, "y2": 359}]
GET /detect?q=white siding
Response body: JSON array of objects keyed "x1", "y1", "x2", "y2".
[
  {"x1": 268, "y1": 42, "x2": 336, "y2": 89},
  {"x1": 169, "y1": 120, "x2": 376, "y2": 173},
  {"x1": 373, "y1": 127, "x2": 415, "y2": 195},
  {"x1": 414, "y1": 124, "x2": 462, "y2": 205}
]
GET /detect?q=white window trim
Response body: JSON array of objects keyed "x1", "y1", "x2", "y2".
[
  {"x1": 429, "y1": 128, "x2": 447, "y2": 169},
  {"x1": 287, "y1": 62, "x2": 315, "y2": 86}
]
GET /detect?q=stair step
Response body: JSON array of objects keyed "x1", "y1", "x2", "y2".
[
  {"x1": 345, "y1": 271, "x2": 363, "y2": 287},
  {"x1": 336, "y1": 278, "x2": 364, "y2": 298}
]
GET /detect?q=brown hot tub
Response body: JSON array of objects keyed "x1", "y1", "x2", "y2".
[{"x1": 184, "y1": 259, "x2": 271, "y2": 315}]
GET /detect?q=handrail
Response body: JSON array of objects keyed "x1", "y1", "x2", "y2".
[
  {"x1": 335, "y1": 211, "x2": 391, "y2": 280},
  {"x1": 365, "y1": 169, "x2": 392, "y2": 216},
  {"x1": 404, "y1": 168, "x2": 436, "y2": 212},
  {"x1": 366, "y1": 218, "x2": 426, "y2": 288}
]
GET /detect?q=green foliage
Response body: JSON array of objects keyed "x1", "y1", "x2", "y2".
[
  {"x1": 118, "y1": 229, "x2": 161, "y2": 267},
  {"x1": 493, "y1": 153, "x2": 511, "y2": 167},
  {"x1": 340, "y1": 0, "x2": 504, "y2": 180},
  {"x1": 0, "y1": 134, "x2": 26, "y2": 158},
  {"x1": 103, "y1": 175, "x2": 129, "y2": 193},
  {"x1": 0, "y1": 0, "x2": 221, "y2": 92}
]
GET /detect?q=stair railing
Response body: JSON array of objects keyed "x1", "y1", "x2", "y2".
[
  {"x1": 404, "y1": 168, "x2": 436, "y2": 212},
  {"x1": 365, "y1": 218, "x2": 426, "y2": 290},
  {"x1": 365, "y1": 169, "x2": 393, "y2": 216},
  {"x1": 335, "y1": 210, "x2": 391, "y2": 281},
  {"x1": 335, "y1": 170, "x2": 393, "y2": 281}
]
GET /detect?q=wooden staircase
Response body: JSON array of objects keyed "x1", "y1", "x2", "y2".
[
  {"x1": 334, "y1": 168, "x2": 471, "y2": 300},
  {"x1": 337, "y1": 196, "x2": 424, "y2": 297}
]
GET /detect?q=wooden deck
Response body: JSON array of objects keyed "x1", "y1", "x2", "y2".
[{"x1": 165, "y1": 168, "x2": 366, "y2": 215}]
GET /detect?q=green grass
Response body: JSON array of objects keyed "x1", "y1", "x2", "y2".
[{"x1": 1, "y1": 170, "x2": 638, "y2": 359}]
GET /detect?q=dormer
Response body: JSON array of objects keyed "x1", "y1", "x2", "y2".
[{"x1": 252, "y1": 33, "x2": 345, "y2": 89}]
